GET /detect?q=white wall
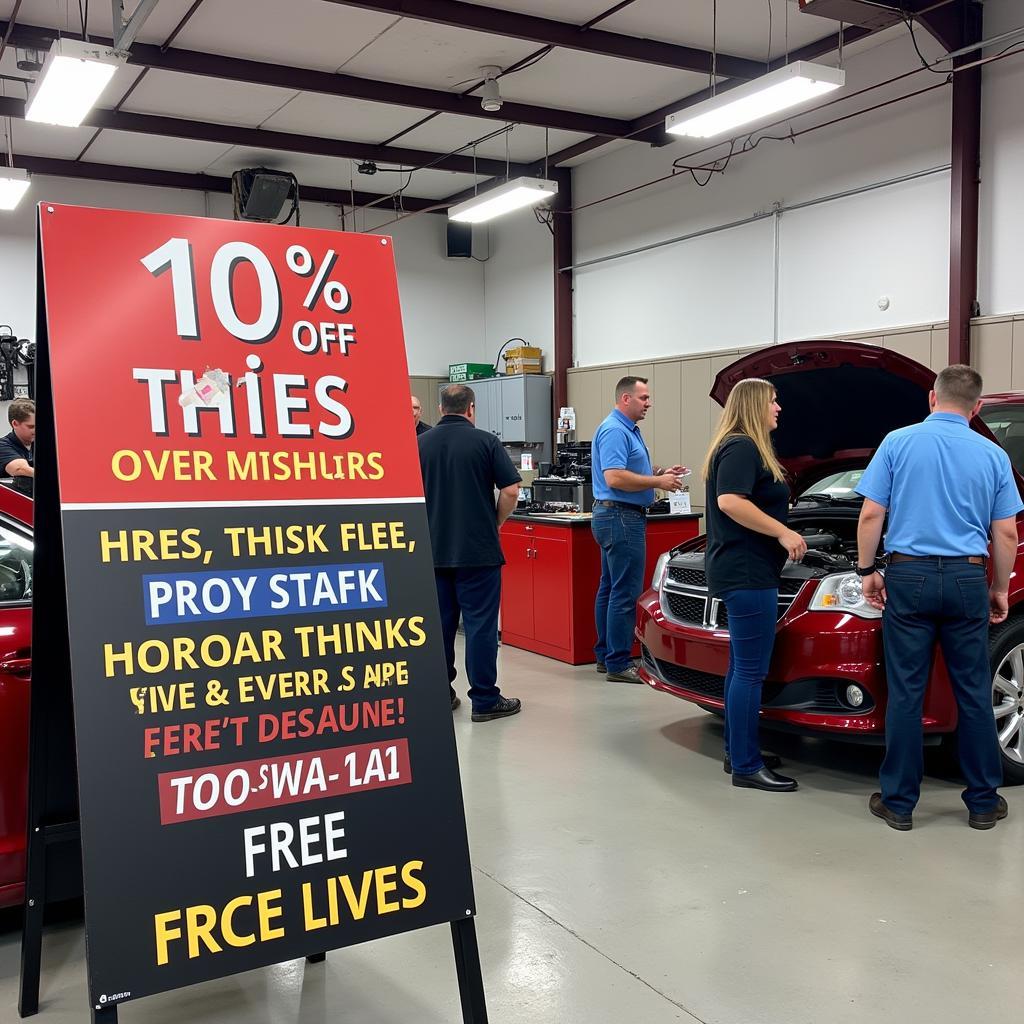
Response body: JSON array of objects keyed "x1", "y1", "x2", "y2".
[
  {"x1": 0, "y1": 177, "x2": 486, "y2": 375},
  {"x1": 571, "y1": 29, "x2": 955, "y2": 365},
  {"x1": 980, "y1": 0, "x2": 1024, "y2": 317},
  {"x1": 481, "y1": 208, "x2": 555, "y2": 368}
]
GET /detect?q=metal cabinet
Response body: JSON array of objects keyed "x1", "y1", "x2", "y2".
[{"x1": 440, "y1": 374, "x2": 551, "y2": 446}]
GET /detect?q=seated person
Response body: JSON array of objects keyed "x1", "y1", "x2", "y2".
[{"x1": 0, "y1": 398, "x2": 35, "y2": 498}]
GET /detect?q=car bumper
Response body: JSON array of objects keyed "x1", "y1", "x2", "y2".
[{"x1": 635, "y1": 588, "x2": 956, "y2": 735}]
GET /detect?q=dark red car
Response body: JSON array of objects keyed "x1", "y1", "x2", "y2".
[
  {"x1": 637, "y1": 341, "x2": 1024, "y2": 784},
  {"x1": 0, "y1": 482, "x2": 32, "y2": 908}
]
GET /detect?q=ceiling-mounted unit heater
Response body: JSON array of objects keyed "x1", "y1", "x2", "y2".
[{"x1": 231, "y1": 168, "x2": 299, "y2": 224}]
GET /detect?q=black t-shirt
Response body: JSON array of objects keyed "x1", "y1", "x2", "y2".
[
  {"x1": 705, "y1": 435, "x2": 790, "y2": 597},
  {"x1": 0, "y1": 430, "x2": 32, "y2": 497},
  {"x1": 418, "y1": 415, "x2": 521, "y2": 568}
]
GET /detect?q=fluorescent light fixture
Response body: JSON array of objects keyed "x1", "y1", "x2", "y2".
[
  {"x1": 665, "y1": 60, "x2": 845, "y2": 139},
  {"x1": 0, "y1": 168, "x2": 30, "y2": 210},
  {"x1": 449, "y1": 176, "x2": 558, "y2": 224},
  {"x1": 26, "y1": 37, "x2": 123, "y2": 128}
]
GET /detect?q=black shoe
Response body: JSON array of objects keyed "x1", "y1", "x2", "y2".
[
  {"x1": 596, "y1": 662, "x2": 606, "y2": 673},
  {"x1": 869, "y1": 792, "x2": 912, "y2": 831},
  {"x1": 732, "y1": 766, "x2": 798, "y2": 792},
  {"x1": 606, "y1": 666, "x2": 643, "y2": 684},
  {"x1": 471, "y1": 696, "x2": 522, "y2": 722},
  {"x1": 723, "y1": 752, "x2": 782, "y2": 775},
  {"x1": 451, "y1": 695, "x2": 461, "y2": 711},
  {"x1": 968, "y1": 795, "x2": 1008, "y2": 830}
]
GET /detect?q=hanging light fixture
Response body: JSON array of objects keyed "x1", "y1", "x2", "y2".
[
  {"x1": 665, "y1": 60, "x2": 845, "y2": 139},
  {"x1": 448, "y1": 176, "x2": 558, "y2": 224},
  {"x1": 26, "y1": 37, "x2": 123, "y2": 128}
]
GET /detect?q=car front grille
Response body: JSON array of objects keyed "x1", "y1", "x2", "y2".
[{"x1": 660, "y1": 562, "x2": 805, "y2": 631}]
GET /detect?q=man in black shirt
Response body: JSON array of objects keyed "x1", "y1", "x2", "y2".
[
  {"x1": 418, "y1": 384, "x2": 523, "y2": 721},
  {"x1": 412, "y1": 396, "x2": 431, "y2": 436},
  {"x1": 0, "y1": 398, "x2": 35, "y2": 498}
]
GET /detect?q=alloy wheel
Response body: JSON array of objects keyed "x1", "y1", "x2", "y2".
[{"x1": 993, "y1": 642, "x2": 1024, "y2": 766}]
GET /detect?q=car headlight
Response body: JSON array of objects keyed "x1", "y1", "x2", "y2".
[
  {"x1": 808, "y1": 572, "x2": 883, "y2": 619},
  {"x1": 651, "y1": 552, "x2": 671, "y2": 590}
]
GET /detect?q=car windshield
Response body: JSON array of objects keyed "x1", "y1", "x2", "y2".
[
  {"x1": 979, "y1": 403, "x2": 1024, "y2": 476},
  {"x1": 800, "y1": 468, "x2": 865, "y2": 499}
]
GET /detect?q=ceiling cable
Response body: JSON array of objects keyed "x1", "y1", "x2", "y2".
[
  {"x1": 785, "y1": 0, "x2": 789, "y2": 64},
  {"x1": 711, "y1": 1, "x2": 718, "y2": 89}
]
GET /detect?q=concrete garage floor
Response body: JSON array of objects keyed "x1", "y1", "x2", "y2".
[{"x1": 0, "y1": 639, "x2": 1021, "y2": 1024}]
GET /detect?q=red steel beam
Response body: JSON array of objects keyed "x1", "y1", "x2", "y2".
[
  {"x1": 947, "y1": 2, "x2": 983, "y2": 364},
  {"x1": 13, "y1": 155, "x2": 443, "y2": 213},
  {"x1": 551, "y1": 169, "x2": 574, "y2": 415},
  {"x1": 325, "y1": 0, "x2": 766, "y2": 78},
  {"x1": 0, "y1": 96, "x2": 521, "y2": 179}
]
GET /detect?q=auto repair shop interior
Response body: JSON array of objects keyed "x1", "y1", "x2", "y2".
[{"x1": 1, "y1": 1, "x2": 1023, "y2": 1022}]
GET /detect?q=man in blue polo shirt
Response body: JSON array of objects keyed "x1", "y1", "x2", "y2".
[
  {"x1": 856, "y1": 364, "x2": 1022, "y2": 831},
  {"x1": 592, "y1": 376, "x2": 685, "y2": 683}
]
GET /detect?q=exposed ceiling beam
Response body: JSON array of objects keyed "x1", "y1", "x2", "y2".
[
  {"x1": 13, "y1": 155, "x2": 444, "y2": 213},
  {"x1": 0, "y1": 19, "x2": 633, "y2": 139},
  {"x1": 798, "y1": 0, "x2": 966, "y2": 53},
  {"x1": 0, "y1": 96, "x2": 523, "y2": 178},
  {"x1": 324, "y1": 0, "x2": 767, "y2": 78}
]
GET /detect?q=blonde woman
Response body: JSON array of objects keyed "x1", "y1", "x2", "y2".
[{"x1": 702, "y1": 379, "x2": 807, "y2": 792}]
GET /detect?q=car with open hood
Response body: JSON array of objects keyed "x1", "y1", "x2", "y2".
[{"x1": 636, "y1": 340, "x2": 1024, "y2": 783}]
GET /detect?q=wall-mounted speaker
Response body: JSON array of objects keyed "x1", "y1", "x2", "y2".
[{"x1": 446, "y1": 222, "x2": 473, "y2": 259}]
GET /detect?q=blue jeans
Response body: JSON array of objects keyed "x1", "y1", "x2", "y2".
[
  {"x1": 592, "y1": 505, "x2": 646, "y2": 671},
  {"x1": 435, "y1": 567, "x2": 503, "y2": 712},
  {"x1": 721, "y1": 588, "x2": 778, "y2": 776},
  {"x1": 880, "y1": 559, "x2": 1002, "y2": 815}
]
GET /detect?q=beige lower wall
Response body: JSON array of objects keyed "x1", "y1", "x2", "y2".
[
  {"x1": 568, "y1": 313, "x2": 1024, "y2": 511},
  {"x1": 409, "y1": 376, "x2": 447, "y2": 426}
]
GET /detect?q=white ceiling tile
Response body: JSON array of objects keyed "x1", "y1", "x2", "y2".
[
  {"x1": 2, "y1": 117, "x2": 96, "y2": 160},
  {"x1": 83, "y1": 129, "x2": 234, "y2": 173},
  {"x1": 393, "y1": 113, "x2": 585, "y2": 165},
  {"x1": 168, "y1": 0, "x2": 401, "y2": 74},
  {"x1": 339, "y1": 18, "x2": 540, "y2": 91},
  {"x1": 261, "y1": 93, "x2": 421, "y2": 145},
  {"x1": 118, "y1": 69, "x2": 297, "y2": 127},
  {"x1": 501, "y1": 48, "x2": 708, "y2": 119},
  {"x1": 604, "y1": 0, "x2": 843, "y2": 63},
  {"x1": 6, "y1": 0, "x2": 207, "y2": 45}
]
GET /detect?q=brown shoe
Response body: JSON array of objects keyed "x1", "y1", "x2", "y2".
[
  {"x1": 968, "y1": 795, "x2": 1008, "y2": 830},
  {"x1": 606, "y1": 666, "x2": 643, "y2": 684},
  {"x1": 869, "y1": 792, "x2": 912, "y2": 831}
]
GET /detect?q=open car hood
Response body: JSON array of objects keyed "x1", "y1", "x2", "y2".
[{"x1": 710, "y1": 341, "x2": 1019, "y2": 495}]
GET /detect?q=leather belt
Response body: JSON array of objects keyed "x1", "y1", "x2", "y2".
[
  {"x1": 594, "y1": 499, "x2": 647, "y2": 515},
  {"x1": 890, "y1": 553, "x2": 986, "y2": 565}
]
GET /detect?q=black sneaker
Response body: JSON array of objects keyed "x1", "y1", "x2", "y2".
[
  {"x1": 451, "y1": 695, "x2": 461, "y2": 711},
  {"x1": 596, "y1": 662, "x2": 606, "y2": 673},
  {"x1": 471, "y1": 696, "x2": 522, "y2": 722}
]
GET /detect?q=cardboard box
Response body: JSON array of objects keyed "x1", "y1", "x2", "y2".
[
  {"x1": 449, "y1": 362, "x2": 495, "y2": 382},
  {"x1": 503, "y1": 345, "x2": 543, "y2": 375}
]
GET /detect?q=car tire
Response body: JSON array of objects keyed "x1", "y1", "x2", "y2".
[{"x1": 989, "y1": 617, "x2": 1024, "y2": 786}]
